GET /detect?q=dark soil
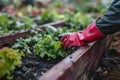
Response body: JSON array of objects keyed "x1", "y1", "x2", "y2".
[
  {"x1": 93, "y1": 32, "x2": 120, "y2": 80},
  {"x1": 13, "y1": 55, "x2": 62, "y2": 80}
]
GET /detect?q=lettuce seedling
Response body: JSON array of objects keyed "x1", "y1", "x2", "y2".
[{"x1": 0, "y1": 47, "x2": 24, "y2": 79}]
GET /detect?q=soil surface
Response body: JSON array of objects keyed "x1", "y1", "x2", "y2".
[
  {"x1": 13, "y1": 55, "x2": 62, "y2": 80},
  {"x1": 93, "y1": 32, "x2": 120, "y2": 80}
]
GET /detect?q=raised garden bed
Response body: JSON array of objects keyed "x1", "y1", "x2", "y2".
[
  {"x1": 38, "y1": 35, "x2": 113, "y2": 80},
  {"x1": 0, "y1": 21, "x2": 113, "y2": 80}
]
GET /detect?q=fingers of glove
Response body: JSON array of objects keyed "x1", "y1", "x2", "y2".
[
  {"x1": 61, "y1": 34, "x2": 70, "y2": 41},
  {"x1": 63, "y1": 40, "x2": 70, "y2": 50},
  {"x1": 64, "y1": 40, "x2": 75, "y2": 50},
  {"x1": 62, "y1": 35, "x2": 71, "y2": 50},
  {"x1": 63, "y1": 36, "x2": 79, "y2": 50},
  {"x1": 62, "y1": 37, "x2": 75, "y2": 50}
]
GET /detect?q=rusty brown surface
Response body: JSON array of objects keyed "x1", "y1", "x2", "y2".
[
  {"x1": 38, "y1": 35, "x2": 113, "y2": 80},
  {"x1": 0, "y1": 30, "x2": 31, "y2": 48}
]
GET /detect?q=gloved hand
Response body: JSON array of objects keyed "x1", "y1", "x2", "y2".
[{"x1": 61, "y1": 22, "x2": 104, "y2": 50}]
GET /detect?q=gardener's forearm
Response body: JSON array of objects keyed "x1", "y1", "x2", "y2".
[{"x1": 96, "y1": 0, "x2": 120, "y2": 35}]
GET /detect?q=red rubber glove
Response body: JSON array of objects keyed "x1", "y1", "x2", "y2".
[{"x1": 61, "y1": 22, "x2": 104, "y2": 50}]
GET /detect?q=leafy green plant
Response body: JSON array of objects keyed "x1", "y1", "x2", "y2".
[
  {"x1": 40, "y1": 10, "x2": 57, "y2": 23},
  {"x1": 12, "y1": 26, "x2": 74, "y2": 60},
  {"x1": 0, "y1": 13, "x2": 36, "y2": 35},
  {"x1": 0, "y1": 47, "x2": 24, "y2": 79},
  {"x1": 65, "y1": 12, "x2": 94, "y2": 30},
  {"x1": 33, "y1": 29, "x2": 71, "y2": 60},
  {"x1": 79, "y1": 2, "x2": 107, "y2": 14}
]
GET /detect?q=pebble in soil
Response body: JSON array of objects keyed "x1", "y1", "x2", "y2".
[{"x1": 12, "y1": 54, "x2": 62, "y2": 80}]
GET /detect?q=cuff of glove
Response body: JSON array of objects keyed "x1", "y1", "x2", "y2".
[{"x1": 79, "y1": 22, "x2": 104, "y2": 43}]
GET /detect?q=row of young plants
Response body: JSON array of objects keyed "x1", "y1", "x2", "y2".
[
  {"x1": 2, "y1": 1, "x2": 106, "y2": 17},
  {"x1": 0, "y1": 1, "x2": 107, "y2": 36},
  {"x1": 0, "y1": 13, "x2": 36, "y2": 35},
  {"x1": 0, "y1": 13, "x2": 93, "y2": 79},
  {"x1": 1, "y1": 1, "x2": 107, "y2": 22},
  {"x1": 0, "y1": 3, "x2": 74, "y2": 35},
  {"x1": 0, "y1": 11, "x2": 64, "y2": 35},
  {"x1": 0, "y1": 10, "x2": 94, "y2": 36}
]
